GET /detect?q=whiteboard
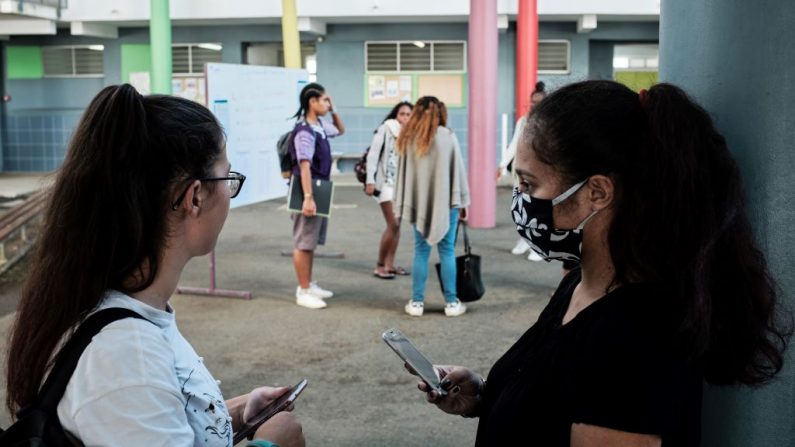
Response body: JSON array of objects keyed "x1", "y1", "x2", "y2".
[{"x1": 205, "y1": 63, "x2": 309, "y2": 208}]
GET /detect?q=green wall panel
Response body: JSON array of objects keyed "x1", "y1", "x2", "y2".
[
  {"x1": 614, "y1": 71, "x2": 659, "y2": 92},
  {"x1": 7, "y1": 46, "x2": 43, "y2": 79},
  {"x1": 121, "y1": 44, "x2": 151, "y2": 84}
]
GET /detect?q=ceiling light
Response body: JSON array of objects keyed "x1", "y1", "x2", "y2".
[
  {"x1": 88, "y1": 45, "x2": 104, "y2": 51},
  {"x1": 413, "y1": 41, "x2": 426, "y2": 48},
  {"x1": 198, "y1": 43, "x2": 223, "y2": 51}
]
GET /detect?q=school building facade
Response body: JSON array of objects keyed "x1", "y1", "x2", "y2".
[{"x1": 0, "y1": 0, "x2": 659, "y2": 173}]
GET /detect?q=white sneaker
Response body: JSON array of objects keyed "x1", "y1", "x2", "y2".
[
  {"x1": 511, "y1": 239, "x2": 531, "y2": 255},
  {"x1": 309, "y1": 281, "x2": 334, "y2": 299},
  {"x1": 444, "y1": 299, "x2": 467, "y2": 317},
  {"x1": 527, "y1": 250, "x2": 544, "y2": 262},
  {"x1": 404, "y1": 301, "x2": 424, "y2": 317},
  {"x1": 296, "y1": 287, "x2": 327, "y2": 309}
]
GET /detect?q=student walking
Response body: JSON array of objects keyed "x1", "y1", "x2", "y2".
[
  {"x1": 365, "y1": 100, "x2": 413, "y2": 279},
  {"x1": 289, "y1": 83, "x2": 345, "y2": 309},
  {"x1": 405, "y1": 81, "x2": 790, "y2": 445},
  {"x1": 394, "y1": 96, "x2": 470, "y2": 317},
  {"x1": 4, "y1": 85, "x2": 305, "y2": 447}
]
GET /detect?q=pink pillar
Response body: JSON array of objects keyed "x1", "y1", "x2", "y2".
[
  {"x1": 515, "y1": 0, "x2": 538, "y2": 119},
  {"x1": 467, "y1": 0, "x2": 498, "y2": 228}
]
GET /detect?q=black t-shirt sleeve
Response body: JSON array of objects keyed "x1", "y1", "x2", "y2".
[{"x1": 570, "y1": 298, "x2": 694, "y2": 436}]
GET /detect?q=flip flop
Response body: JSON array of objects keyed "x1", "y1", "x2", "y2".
[
  {"x1": 373, "y1": 270, "x2": 396, "y2": 279},
  {"x1": 389, "y1": 267, "x2": 411, "y2": 276}
]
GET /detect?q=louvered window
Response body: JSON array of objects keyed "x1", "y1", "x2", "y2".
[
  {"x1": 172, "y1": 44, "x2": 223, "y2": 75},
  {"x1": 538, "y1": 40, "x2": 570, "y2": 74},
  {"x1": 366, "y1": 41, "x2": 466, "y2": 72},
  {"x1": 42, "y1": 45, "x2": 104, "y2": 77}
]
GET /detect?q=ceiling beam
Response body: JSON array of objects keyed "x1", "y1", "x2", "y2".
[
  {"x1": 71, "y1": 21, "x2": 119, "y2": 38},
  {"x1": 0, "y1": 19, "x2": 56, "y2": 35},
  {"x1": 297, "y1": 17, "x2": 326, "y2": 35},
  {"x1": 577, "y1": 14, "x2": 597, "y2": 33}
]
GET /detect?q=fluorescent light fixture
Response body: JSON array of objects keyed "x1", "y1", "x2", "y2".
[
  {"x1": 197, "y1": 43, "x2": 223, "y2": 51},
  {"x1": 413, "y1": 41, "x2": 426, "y2": 48},
  {"x1": 88, "y1": 45, "x2": 105, "y2": 51}
]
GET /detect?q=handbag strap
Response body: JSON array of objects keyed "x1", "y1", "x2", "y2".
[
  {"x1": 25, "y1": 308, "x2": 149, "y2": 416},
  {"x1": 453, "y1": 219, "x2": 472, "y2": 256}
]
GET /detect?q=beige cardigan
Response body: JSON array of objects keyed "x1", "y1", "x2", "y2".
[{"x1": 394, "y1": 126, "x2": 471, "y2": 245}]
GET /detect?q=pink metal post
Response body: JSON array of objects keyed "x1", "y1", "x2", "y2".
[
  {"x1": 467, "y1": 0, "x2": 498, "y2": 228},
  {"x1": 176, "y1": 250, "x2": 252, "y2": 299},
  {"x1": 515, "y1": 0, "x2": 539, "y2": 119}
]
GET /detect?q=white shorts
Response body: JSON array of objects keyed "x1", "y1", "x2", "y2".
[{"x1": 375, "y1": 184, "x2": 395, "y2": 204}]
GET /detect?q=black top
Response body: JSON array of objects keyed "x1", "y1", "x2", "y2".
[{"x1": 475, "y1": 269, "x2": 702, "y2": 446}]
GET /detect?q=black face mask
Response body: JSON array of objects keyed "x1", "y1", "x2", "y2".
[{"x1": 510, "y1": 180, "x2": 597, "y2": 262}]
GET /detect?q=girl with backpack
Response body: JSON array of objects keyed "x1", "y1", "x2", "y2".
[
  {"x1": 4, "y1": 85, "x2": 305, "y2": 447},
  {"x1": 288, "y1": 82, "x2": 345, "y2": 309},
  {"x1": 365, "y1": 100, "x2": 413, "y2": 279}
]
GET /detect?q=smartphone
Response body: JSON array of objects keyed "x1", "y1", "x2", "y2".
[
  {"x1": 232, "y1": 379, "x2": 308, "y2": 445},
  {"x1": 382, "y1": 328, "x2": 447, "y2": 396}
]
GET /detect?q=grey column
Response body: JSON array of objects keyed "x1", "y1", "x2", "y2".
[{"x1": 660, "y1": 1, "x2": 795, "y2": 446}]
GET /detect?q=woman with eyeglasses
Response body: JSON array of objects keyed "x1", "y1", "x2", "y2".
[{"x1": 5, "y1": 85, "x2": 305, "y2": 447}]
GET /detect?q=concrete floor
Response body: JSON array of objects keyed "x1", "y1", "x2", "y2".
[{"x1": 0, "y1": 178, "x2": 563, "y2": 446}]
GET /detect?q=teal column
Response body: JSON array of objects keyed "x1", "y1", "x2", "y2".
[
  {"x1": 660, "y1": 2, "x2": 795, "y2": 446},
  {"x1": 149, "y1": 0, "x2": 172, "y2": 94}
]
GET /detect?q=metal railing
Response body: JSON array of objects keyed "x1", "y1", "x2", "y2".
[{"x1": 0, "y1": 190, "x2": 48, "y2": 276}]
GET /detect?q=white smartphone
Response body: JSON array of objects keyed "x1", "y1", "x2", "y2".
[
  {"x1": 382, "y1": 328, "x2": 447, "y2": 396},
  {"x1": 233, "y1": 379, "x2": 308, "y2": 445}
]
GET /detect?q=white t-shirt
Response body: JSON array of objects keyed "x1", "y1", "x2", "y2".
[{"x1": 57, "y1": 291, "x2": 233, "y2": 447}]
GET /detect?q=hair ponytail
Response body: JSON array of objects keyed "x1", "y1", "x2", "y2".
[
  {"x1": 6, "y1": 85, "x2": 225, "y2": 414},
  {"x1": 291, "y1": 82, "x2": 325, "y2": 119},
  {"x1": 529, "y1": 80, "x2": 790, "y2": 386}
]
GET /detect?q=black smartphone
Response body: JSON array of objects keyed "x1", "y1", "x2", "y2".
[
  {"x1": 232, "y1": 379, "x2": 308, "y2": 445},
  {"x1": 382, "y1": 328, "x2": 447, "y2": 396}
]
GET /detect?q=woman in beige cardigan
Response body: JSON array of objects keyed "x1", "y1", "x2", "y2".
[{"x1": 394, "y1": 96, "x2": 470, "y2": 317}]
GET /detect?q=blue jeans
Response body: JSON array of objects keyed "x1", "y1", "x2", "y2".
[{"x1": 412, "y1": 208, "x2": 459, "y2": 303}]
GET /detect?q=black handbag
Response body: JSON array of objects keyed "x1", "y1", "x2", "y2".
[
  {"x1": 435, "y1": 221, "x2": 485, "y2": 302},
  {"x1": 0, "y1": 308, "x2": 148, "y2": 446}
]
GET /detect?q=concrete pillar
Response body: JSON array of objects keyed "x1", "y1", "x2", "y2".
[
  {"x1": 467, "y1": 0, "x2": 498, "y2": 228},
  {"x1": 660, "y1": 1, "x2": 795, "y2": 446},
  {"x1": 515, "y1": 0, "x2": 538, "y2": 119},
  {"x1": 149, "y1": 0, "x2": 172, "y2": 94},
  {"x1": 281, "y1": 0, "x2": 302, "y2": 69}
]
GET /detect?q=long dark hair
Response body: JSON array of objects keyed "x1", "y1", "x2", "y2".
[
  {"x1": 526, "y1": 80, "x2": 790, "y2": 386},
  {"x1": 6, "y1": 84, "x2": 225, "y2": 414},
  {"x1": 291, "y1": 82, "x2": 325, "y2": 119},
  {"x1": 382, "y1": 100, "x2": 413, "y2": 123}
]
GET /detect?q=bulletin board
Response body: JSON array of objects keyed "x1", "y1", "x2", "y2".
[
  {"x1": 417, "y1": 74, "x2": 466, "y2": 107},
  {"x1": 205, "y1": 63, "x2": 309, "y2": 207},
  {"x1": 364, "y1": 72, "x2": 467, "y2": 108},
  {"x1": 365, "y1": 74, "x2": 413, "y2": 106}
]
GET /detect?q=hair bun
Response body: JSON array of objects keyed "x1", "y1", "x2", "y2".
[{"x1": 535, "y1": 81, "x2": 546, "y2": 93}]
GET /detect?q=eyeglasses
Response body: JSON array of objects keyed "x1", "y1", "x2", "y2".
[{"x1": 171, "y1": 171, "x2": 246, "y2": 210}]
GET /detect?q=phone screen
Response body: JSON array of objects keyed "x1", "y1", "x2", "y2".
[
  {"x1": 232, "y1": 379, "x2": 308, "y2": 445},
  {"x1": 382, "y1": 328, "x2": 446, "y2": 396}
]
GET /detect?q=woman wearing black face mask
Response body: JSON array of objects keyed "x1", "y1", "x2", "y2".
[{"x1": 404, "y1": 80, "x2": 791, "y2": 446}]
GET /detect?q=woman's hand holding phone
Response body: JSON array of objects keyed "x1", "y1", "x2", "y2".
[
  {"x1": 410, "y1": 364, "x2": 484, "y2": 416},
  {"x1": 243, "y1": 386, "x2": 294, "y2": 423}
]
